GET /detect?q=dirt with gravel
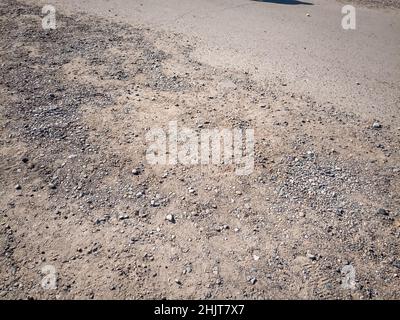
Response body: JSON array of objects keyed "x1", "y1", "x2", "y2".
[
  {"x1": 342, "y1": 0, "x2": 400, "y2": 9},
  {"x1": 0, "y1": 0, "x2": 399, "y2": 299}
]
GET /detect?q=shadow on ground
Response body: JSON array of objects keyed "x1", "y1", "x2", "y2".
[{"x1": 253, "y1": 0, "x2": 313, "y2": 5}]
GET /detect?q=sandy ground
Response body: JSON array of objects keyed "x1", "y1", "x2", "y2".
[
  {"x1": 0, "y1": 0, "x2": 399, "y2": 299},
  {"x1": 22, "y1": 0, "x2": 400, "y2": 123}
]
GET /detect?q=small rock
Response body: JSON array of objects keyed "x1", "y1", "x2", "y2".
[
  {"x1": 184, "y1": 265, "x2": 192, "y2": 274},
  {"x1": 150, "y1": 200, "x2": 159, "y2": 207},
  {"x1": 136, "y1": 191, "x2": 144, "y2": 198},
  {"x1": 118, "y1": 214, "x2": 129, "y2": 220},
  {"x1": 165, "y1": 214, "x2": 175, "y2": 223},
  {"x1": 336, "y1": 208, "x2": 344, "y2": 216},
  {"x1": 372, "y1": 122, "x2": 382, "y2": 129},
  {"x1": 249, "y1": 277, "x2": 257, "y2": 285},
  {"x1": 306, "y1": 252, "x2": 317, "y2": 260},
  {"x1": 132, "y1": 168, "x2": 140, "y2": 175},
  {"x1": 14, "y1": 184, "x2": 21, "y2": 190},
  {"x1": 48, "y1": 183, "x2": 57, "y2": 190},
  {"x1": 377, "y1": 208, "x2": 389, "y2": 216}
]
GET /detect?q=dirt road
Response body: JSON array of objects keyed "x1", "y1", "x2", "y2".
[
  {"x1": 25, "y1": 0, "x2": 400, "y2": 121},
  {"x1": 0, "y1": 0, "x2": 399, "y2": 299}
]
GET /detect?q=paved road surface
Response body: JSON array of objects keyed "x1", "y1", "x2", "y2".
[{"x1": 27, "y1": 0, "x2": 400, "y2": 121}]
